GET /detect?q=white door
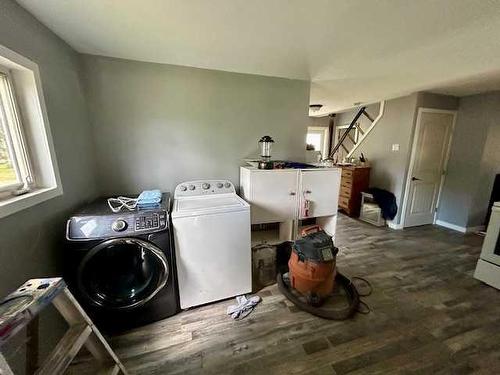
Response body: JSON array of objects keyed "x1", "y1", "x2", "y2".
[
  {"x1": 403, "y1": 109, "x2": 456, "y2": 227},
  {"x1": 299, "y1": 169, "x2": 341, "y2": 219},
  {"x1": 250, "y1": 170, "x2": 298, "y2": 224}
]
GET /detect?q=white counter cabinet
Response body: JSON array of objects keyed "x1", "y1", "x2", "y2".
[{"x1": 240, "y1": 166, "x2": 341, "y2": 239}]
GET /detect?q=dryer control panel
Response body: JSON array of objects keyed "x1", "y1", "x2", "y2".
[
  {"x1": 67, "y1": 210, "x2": 168, "y2": 240},
  {"x1": 66, "y1": 193, "x2": 171, "y2": 241},
  {"x1": 135, "y1": 211, "x2": 167, "y2": 231},
  {"x1": 174, "y1": 180, "x2": 235, "y2": 198}
]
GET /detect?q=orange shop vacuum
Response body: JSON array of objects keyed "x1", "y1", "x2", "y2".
[
  {"x1": 288, "y1": 226, "x2": 338, "y2": 305},
  {"x1": 278, "y1": 225, "x2": 361, "y2": 320}
]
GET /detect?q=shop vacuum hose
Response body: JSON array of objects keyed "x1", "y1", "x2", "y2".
[{"x1": 277, "y1": 271, "x2": 363, "y2": 320}]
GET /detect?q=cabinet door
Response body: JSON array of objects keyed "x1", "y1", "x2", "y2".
[
  {"x1": 299, "y1": 169, "x2": 341, "y2": 219},
  {"x1": 250, "y1": 171, "x2": 298, "y2": 224}
]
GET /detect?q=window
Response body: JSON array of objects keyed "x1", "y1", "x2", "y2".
[
  {"x1": 0, "y1": 44, "x2": 62, "y2": 218},
  {"x1": 306, "y1": 132, "x2": 322, "y2": 152},
  {"x1": 0, "y1": 67, "x2": 32, "y2": 196},
  {"x1": 306, "y1": 126, "x2": 330, "y2": 158}
]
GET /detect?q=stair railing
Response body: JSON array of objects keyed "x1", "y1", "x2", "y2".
[
  {"x1": 329, "y1": 101, "x2": 386, "y2": 160},
  {"x1": 329, "y1": 106, "x2": 366, "y2": 159},
  {"x1": 346, "y1": 100, "x2": 385, "y2": 158}
]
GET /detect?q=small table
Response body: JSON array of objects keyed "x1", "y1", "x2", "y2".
[{"x1": 0, "y1": 278, "x2": 127, "y2": 375}]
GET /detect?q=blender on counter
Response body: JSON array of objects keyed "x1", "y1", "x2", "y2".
[{"x1": 258, "y1": 136, "x2": 274, "y2": 169}]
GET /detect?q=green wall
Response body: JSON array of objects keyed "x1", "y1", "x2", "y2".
[
  {"x1": 0, "y1": 0, "x2": 98, "y2": 369},
  {"x1": 438, "y1": 91, "x2": 500, "y2": 227},
  {"x1": 80, "y1": 54, "x2": 310, "y2": 195}
]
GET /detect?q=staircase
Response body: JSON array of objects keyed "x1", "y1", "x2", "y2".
[{"x1": 329, "y1": 101, "x2": 385, "y2": 162}]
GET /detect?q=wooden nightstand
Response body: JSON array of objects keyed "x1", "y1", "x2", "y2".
[{"x1": 338, "y1": 166, "x2": 371, "y2": 217}]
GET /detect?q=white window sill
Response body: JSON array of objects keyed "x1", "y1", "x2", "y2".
[{"x1": 0, "y1": 186, "x2": 63, "y2": 219}]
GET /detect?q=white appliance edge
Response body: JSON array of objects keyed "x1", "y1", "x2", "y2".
[{"x1": 474, "y1": 202, "x2": 500, "y2": 289}]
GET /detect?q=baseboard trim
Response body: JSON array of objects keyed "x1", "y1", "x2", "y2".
[
  {"x1": 387, "y1": 221, "x2": 403, "y2": 230},
  {"x1": 466, "y1": 225, "x2": 485, "y2": 233},
  {"x1": 435, "y1": 220, "x2": 485, "y2": 233},
  {"x1": 435, "y1": 220, "x2": 466, "y2": 233}
]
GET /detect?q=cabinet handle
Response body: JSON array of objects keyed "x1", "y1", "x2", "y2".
[
  {"x1": 289, "y1": 192, "x2": 296, "y2": 196},
  {"x1": 304, "y1": 190, "x2": 312, "y2": 194}
]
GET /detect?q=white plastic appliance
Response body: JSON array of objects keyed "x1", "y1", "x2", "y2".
[
  {"x1": 171, "y1": 180, "x2": 251, "y2": 309},
  {"x1": 474, "y1": 202, "x2": 500, "y2": 289}
]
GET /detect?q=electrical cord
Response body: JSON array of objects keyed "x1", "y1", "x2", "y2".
[
  {"x1": 357, "y1": 300, "x2": 371, "y2": 314},
  {"x1": 107, "y1": 196, "x2": 138, "y2": 212},
  {"x1": 350, "y1": 276, "x2": 373, "y2": 297},
  {"x1": 349, "y1": 276, "x2": 373, "y2": 313}
]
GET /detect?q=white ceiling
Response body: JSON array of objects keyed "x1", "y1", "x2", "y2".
[{"x1": 17, "y1": 0, "x2": 500, "y2": 115}]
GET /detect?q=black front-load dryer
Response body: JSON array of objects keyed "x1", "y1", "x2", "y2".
[{"x1": 65, "y1": 194, "x2": 179, "y2": 332}]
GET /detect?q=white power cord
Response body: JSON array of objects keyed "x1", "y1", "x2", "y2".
[{"x1": 107, "y1": 196, "x2": 138, "y2": 213}]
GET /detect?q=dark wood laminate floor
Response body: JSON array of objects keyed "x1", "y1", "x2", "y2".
[{"x1": 79, "y1": 215, "x2": 500, "y2": 374}]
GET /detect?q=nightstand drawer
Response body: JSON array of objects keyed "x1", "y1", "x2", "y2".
[
  {"x1": 341, "y1": 169, "x2": 353, "y2": 179},
  {"x1": 340, "y1": 186, "x2": 351, "y2": 198},
  {"x1": 339, "y1": 166, "x2": 370, "y2": 217},
  {"x1": 339, "y1": 196, "x2": 350, "y2": 208},
  {"x1": 341, "y1": 178, "x2": 352, "y2": 189}
]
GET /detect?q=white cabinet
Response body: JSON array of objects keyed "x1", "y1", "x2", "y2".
[
  {"x1": 240, "y1": 168, "x2": 297, "y2": 224},
  {"x1": 240, "y1": 167, "x2": 341, "y2": 227},
  {"x1": 299, "y1": 169, "x2": 340, "y2": 219}
]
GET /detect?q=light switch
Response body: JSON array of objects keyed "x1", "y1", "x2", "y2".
[{"x1": 391, "y1": 144, "x2": 400, "y2": 152}]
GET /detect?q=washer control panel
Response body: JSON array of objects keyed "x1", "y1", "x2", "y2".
[{"x1": 174, "y1": 180, "x2": 235, "y2": 197}]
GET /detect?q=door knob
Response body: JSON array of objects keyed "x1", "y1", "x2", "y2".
[{"x1": 411, "y1": 177, "x2": 421, "y2": 181}]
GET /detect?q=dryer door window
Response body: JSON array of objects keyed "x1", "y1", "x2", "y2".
[{"x1": 78, "y1": 238, "x2": 169, "y2": 310}]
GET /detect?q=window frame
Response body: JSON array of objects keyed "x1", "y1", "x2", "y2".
[
  {"x1": 0, "y1": 44, "x2": 63, "y2": 218},
  {"x1": 0, "y1": 64, "x2": 34, "y2": 195}
]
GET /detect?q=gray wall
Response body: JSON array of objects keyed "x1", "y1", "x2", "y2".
[
  {"x1": 334, "y1": 92, "x2": 459, "y2": 225},
  {"x1": 335, "y1": 95, "x2": 419, "y2": 223},
  {"x1": 438, "y1": 91, "x2": 500, "y2": 227},
  {"x1": 0, "y1": 0, "x2": 97, "y2": 369},
  {"x1": 309, "y1": 116, "x2": 330, "y2": 128},
  {"x1": 80, "y1": 55, "x2": 310, "y2": 195},
  {"x1": 416, "y1": 92, "x2": 459, "y2": 111}
]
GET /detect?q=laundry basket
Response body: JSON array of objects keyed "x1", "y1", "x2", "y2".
[{"x1": 359, "y1": 192, "x2": 385, "y2": 226}]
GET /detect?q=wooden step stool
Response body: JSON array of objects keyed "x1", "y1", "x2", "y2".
[{"x1": 0, "y1": 278, "x2": 127, "y2": 375}]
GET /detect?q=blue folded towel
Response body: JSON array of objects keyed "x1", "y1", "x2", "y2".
[{"x1": 137, "y1": 189, "x2": 162, "y2": 208}]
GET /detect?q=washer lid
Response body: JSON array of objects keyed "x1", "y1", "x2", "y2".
[{"x1": 172, "y1": 195, "x2": 249, "y2": 218}]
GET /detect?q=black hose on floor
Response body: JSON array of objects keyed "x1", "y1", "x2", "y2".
[{"x1": 277, "y1": 271, "x2": 361, "y2": 320}]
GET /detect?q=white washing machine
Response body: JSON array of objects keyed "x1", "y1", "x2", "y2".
[{"x1": 171, "y1": 180, "x2": 251, "y2": 309}]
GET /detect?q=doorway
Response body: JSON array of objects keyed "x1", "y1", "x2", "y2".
[{"x1": 401, "y1": 108, "x2": 457, "y2": 227}]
